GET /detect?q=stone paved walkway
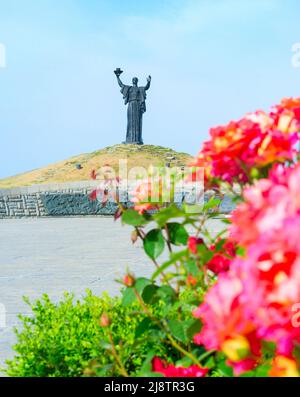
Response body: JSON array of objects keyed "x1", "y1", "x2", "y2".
[{"x1": 0, "y1": 217, "x2": 226, "y2": 372}]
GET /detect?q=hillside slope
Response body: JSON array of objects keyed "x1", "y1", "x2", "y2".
[{"x1": 0, "y1": 144, "x2": 193, "y2": 189}]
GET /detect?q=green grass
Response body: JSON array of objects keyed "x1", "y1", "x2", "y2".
[{"x1": 0, "y1": 144, "x2": 193, "y2": 189}]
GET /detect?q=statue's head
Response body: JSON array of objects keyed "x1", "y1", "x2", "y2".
[{"x1": 132, "y1": 77, "x2": 138, "y2": 86}]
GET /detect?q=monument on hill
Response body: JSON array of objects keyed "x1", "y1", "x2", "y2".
[{"x1": 114, "y1": 68, "x2": 151, "y2": 145}]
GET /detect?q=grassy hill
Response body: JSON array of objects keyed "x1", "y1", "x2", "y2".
[{"x1": 0, "y1": 144, "x2": 193, "y2": 189}]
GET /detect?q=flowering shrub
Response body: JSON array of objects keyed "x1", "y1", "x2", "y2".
[
  {"x1": 11, "y1": 97, "x2": 300, "y2": 377},
  {"x1": 85, "y1": 97, "x2": 300, "y2": 378},
  {"x1": 96, "y1": 97, "x2": 300, "y2": 378}
]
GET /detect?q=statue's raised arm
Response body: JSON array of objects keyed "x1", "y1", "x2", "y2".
[
  {"x1": 116, "y1": 75, "x2": 124, "y2": 88},
  {"x1": 144, "y1": 75, "x2": 151, "y2": 91},
  {"x1": 114, "y1": 68, "x2": 124, "y2": 88}
]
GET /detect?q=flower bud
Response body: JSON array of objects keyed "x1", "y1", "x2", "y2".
[
  {"x1": 131, "y1": 230, "x2": 138, "y2": 244},
  {"x1": 99, "y1": 313, "x2": 110, "y2": 327},
  {"x1": 187, "y1": 274, "x2": 197, "y2": 287},
  {"x1": 123, "y1": 273, "x2": 135, "y2": 287}
]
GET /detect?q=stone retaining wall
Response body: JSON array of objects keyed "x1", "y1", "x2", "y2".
[
  {"x1": 0, "y1": 181, "x2": 235, "y2": 218},
  {"x1": 0, "y1": 181, "x2": 108, "y2": 218}
]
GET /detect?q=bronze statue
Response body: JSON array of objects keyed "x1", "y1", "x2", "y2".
[{"x1": 114, "y1": 68, "x2": 151, "y2": 144}]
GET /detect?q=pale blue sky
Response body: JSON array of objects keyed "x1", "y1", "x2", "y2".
[{"x1": 0, "y1": 0, "x2": 300, "y2": 178}]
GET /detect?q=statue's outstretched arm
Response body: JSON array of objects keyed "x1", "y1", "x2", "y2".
[
  {"x1": 145, "y1": 75, "x2": 151, "y2": 90},
  {"x1": 116, "y1": 76, "x2": 124, "y2": 88}
]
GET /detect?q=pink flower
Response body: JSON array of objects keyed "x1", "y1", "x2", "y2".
[
  {"x1": 193, "y1": 270, "x2": 261, "y2": 354},
  {"x1": 152, "y1": 357, "x2": 209, "y2": 377},
  {"x1": 230, "y1": 162, "x2": 300, "y2": 247},
  {"x1": 194, "y1": 226, "x2": 300, "y2": 374}
]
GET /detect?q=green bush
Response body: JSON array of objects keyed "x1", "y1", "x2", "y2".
[{"x1": 6, "y1": 290, "x2": 183, "y2": 377}]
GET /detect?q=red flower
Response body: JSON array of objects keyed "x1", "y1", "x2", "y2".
[
  {"x1": 188, "y1": 237, "x2": 204, "y2": 254},
  {"x1": 152, "y1": 357, "x2": 208, "y2": 377},
  {"x1": 207, "y1": 240, "x2": 236, "y2": 274},
  {"x1": 207, "y1": 254, "x2": 231, "y2": 274}
]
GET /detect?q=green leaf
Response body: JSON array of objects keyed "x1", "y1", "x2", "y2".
[
  {"x1": 143, "y1": 229, "x2": 165, "y2": 260},
  {"x1": 122, "y1": 209, "x2": 146, "y2": 226},
  {"x1": 292, "y1": 343, "x2": 300, "y2": 360},
  {"x1": 153, "y1": 204, "x2": 184, "y2": 227},
  {"x1": 204, "y1": 356, "x2": 216, "y2": 369},
  {"x1": 217, "y1": 359, "x2": 234, "y2": 377},
  {"x1": 156, "y1": 285, "x2": 177, "y2": 302},
  {"x1": 215, "y1": 238, "x2": 225, "y2": 251},
  {"x1": 121, "y1": 287, "x2": 136, "y2": 306},
  {"x1": 136, "y1": 351, "x2": 164, "y2": 377},
  {"x1": 253, "y1": 364, "x2": 271, "y2": 377},
  {"x1": 135, "y1": 318, "x2": 152, "y2": 338},
  {"x1": 151, "y1": 249, "x2": 188, "y2": 280},
  {"x1": 142, "y1": 284, "x2": 158, "y2": 304},
  {"x1": 138, "y1": 351, "x2": 157, "y2": 373},
  {"x1": 169, "y1": 319, "x2": 187, "y2": 343},
  {"x1": 197, "y1": 244, "x2": 214, "y2": 263},
  {"x1": 239, "y1": 370, "x2": 256, "y2": 377},
  {"x1": 175, "y1": 356, "x2": 193, "y2": 367},
  {"x1": 185, "y1": 260, "x2": 199, "y2": 276},
  {"x1": 185, "y1": 319, "x2": 202, "y2": 340},
  {"x1": 203, "y1": 197, "x2": 221, "y2": 211},
  {"x1": 222, "y1": 218, "x2": 231, "y2": 225},
  {"x1": 166, "y1": 223, "x2": 189, "y2": 246},
  {"x1": 136, "y1": 278, "x2": 153, "y2": 291},
  {"x1": 182, "y1": 203, "x2": 204, "y2": 215}
]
